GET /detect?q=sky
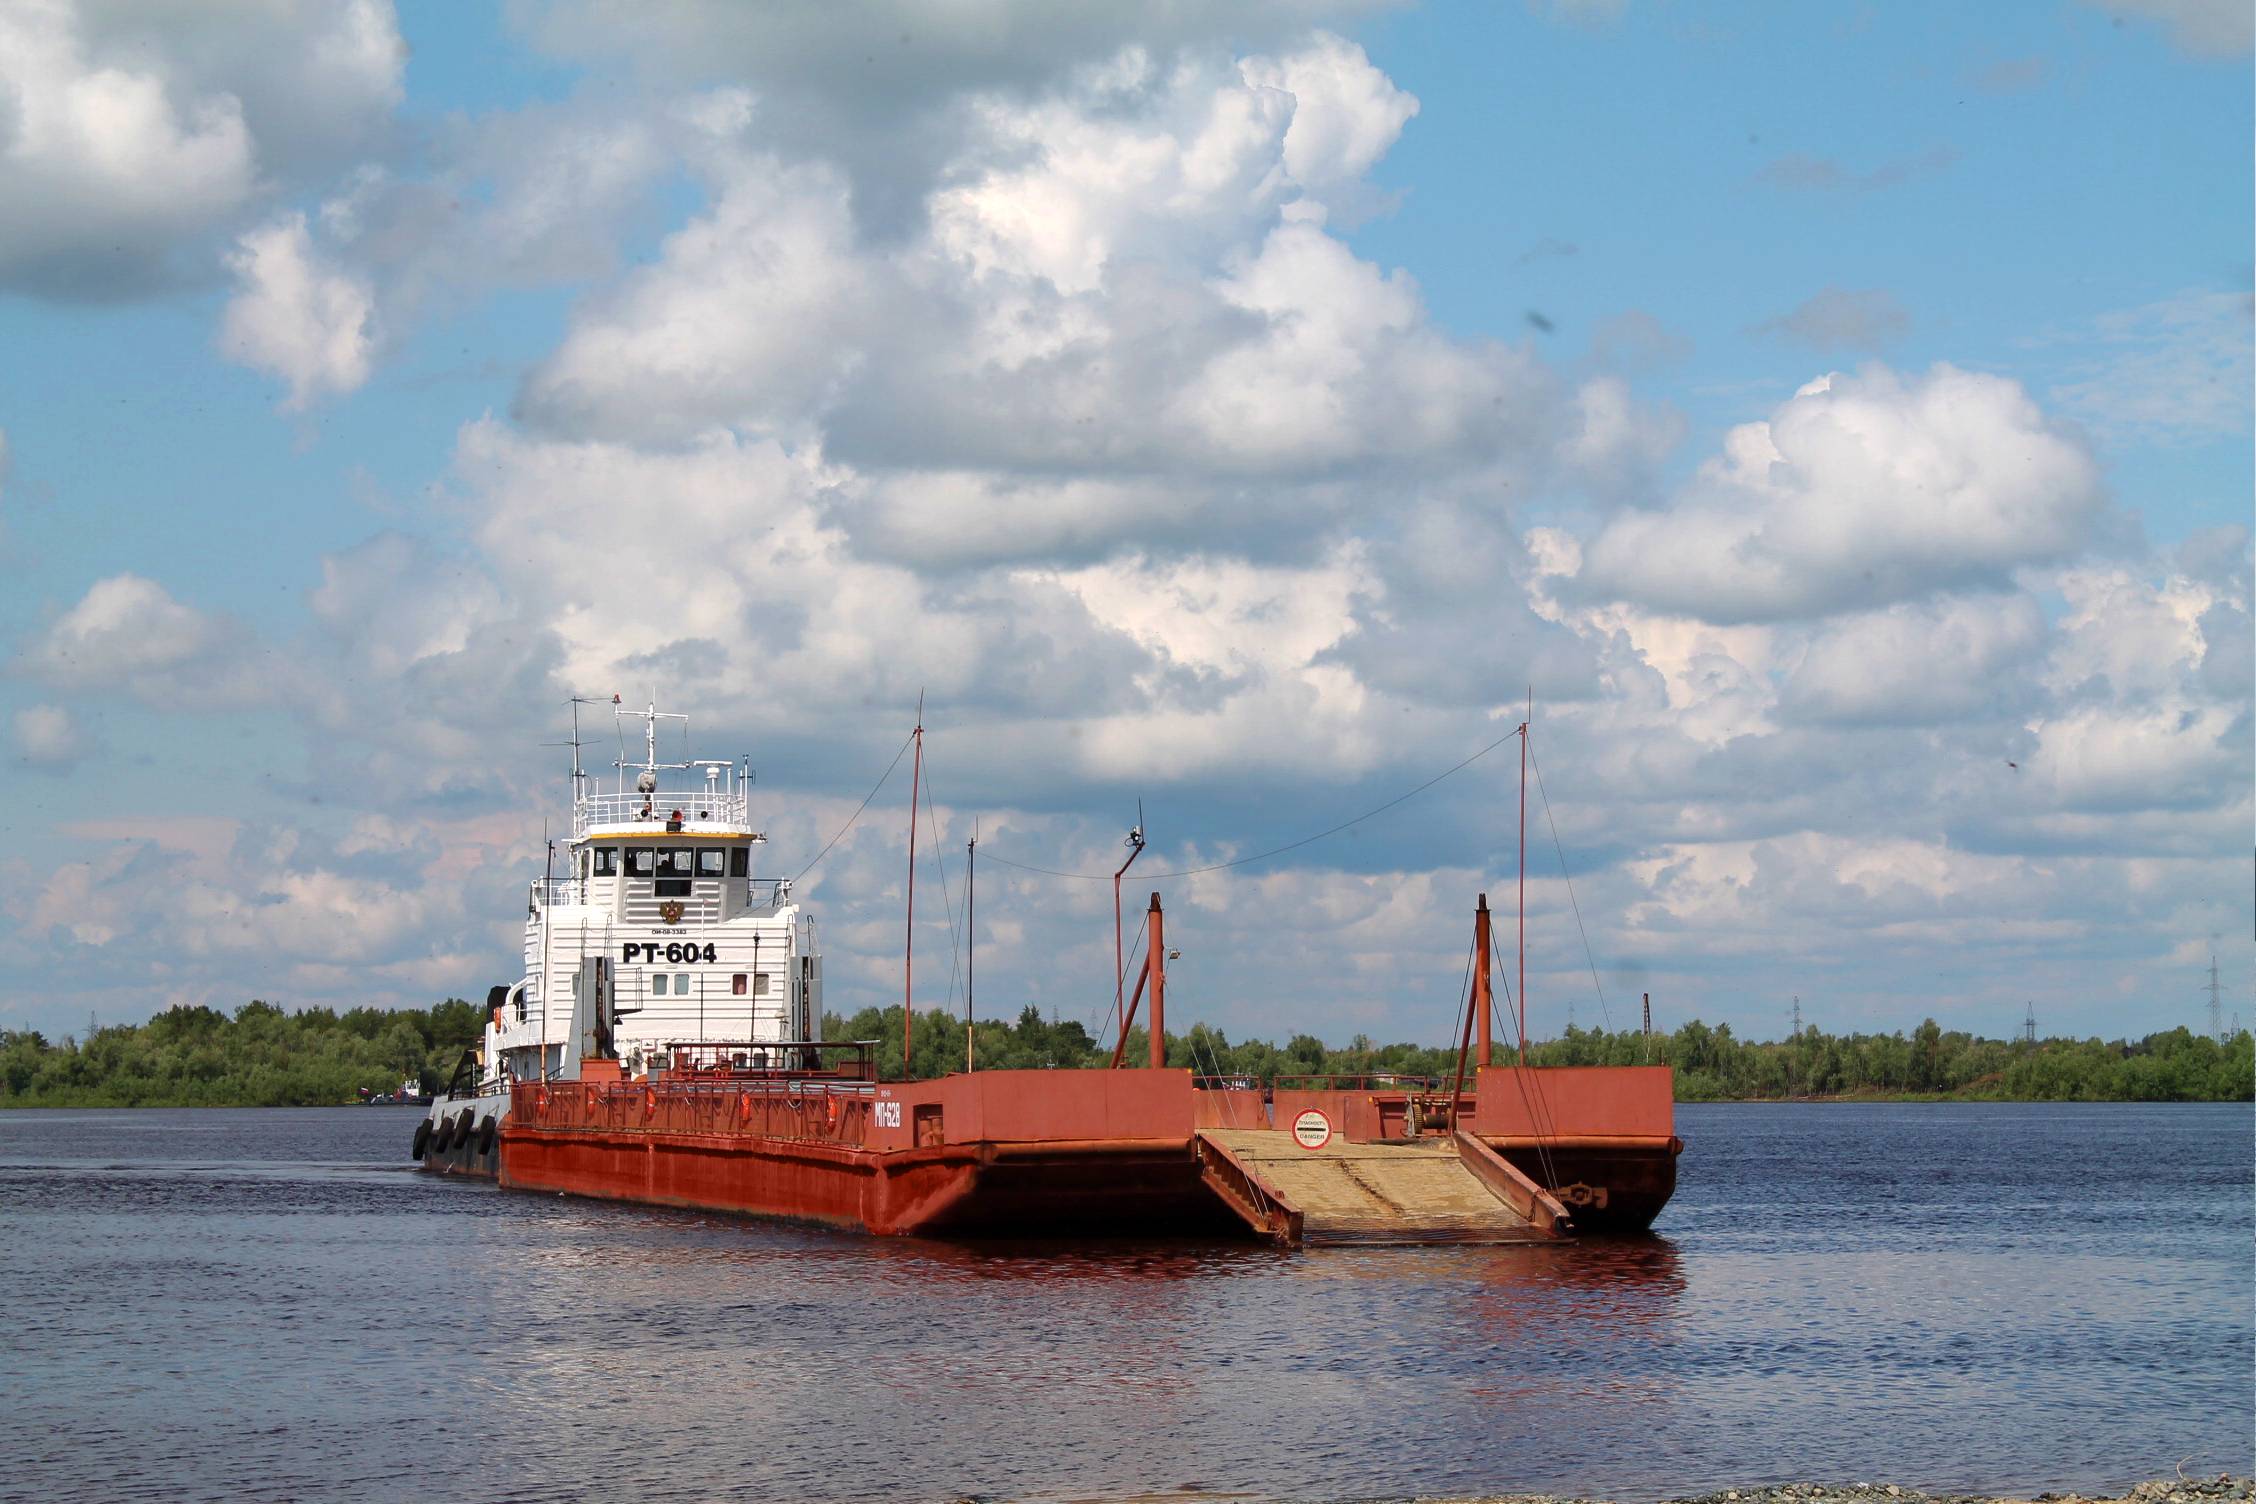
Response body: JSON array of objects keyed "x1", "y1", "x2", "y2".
[{"x1": 1, "y1": 0, "x2": 2249, "y2": 1050}]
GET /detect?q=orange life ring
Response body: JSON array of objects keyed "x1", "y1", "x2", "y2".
[
  {"x1": 737, "y1": 1093, "x2": 753, "y2": 1124},
  {"x1": 534, "y1": 1086, "x2": 549, "y2": 1113},
  {"x1": 825, "y1": 1095, "x2": 839, "y2": 1124},
  {"x1": 643, "y1": 1087, "x2": 658, "y2": 1121}
]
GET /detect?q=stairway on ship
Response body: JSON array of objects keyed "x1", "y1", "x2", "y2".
[{"x1": 1195, "y1": 1129, "x2": 1563, "y2": 1247}]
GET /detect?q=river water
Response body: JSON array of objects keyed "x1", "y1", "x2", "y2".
[{"x1": 1, "y1": 1102, "x2": 2247, "y2": 1503}]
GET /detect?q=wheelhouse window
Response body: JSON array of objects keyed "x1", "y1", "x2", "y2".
[
  {"x1": 696, "y1": 848, "x2": 727, "y2": 878},
  {"x1": 592, "y1": 848, "x2": 618, "y2": 877},
  {"x1": 625, "y1": 848, "x2": 655, "y2": 879},
  {"x1": 728, "y1": 845, "x2": 749, "y2": 878},
  {"x1": 654, "y1": 848, "x2": 693, "y2": 896}
]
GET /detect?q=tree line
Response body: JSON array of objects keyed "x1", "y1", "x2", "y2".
[
  {"x1": 824, "y1": 1003, "x2": 2254, "y2": 1103},
  {"x1": 2, "y1": 998, "x2": 2248, "y2": 1107},
  {"x1": 0, "y1": 1000, "x2": 484, "y2": 1108}
]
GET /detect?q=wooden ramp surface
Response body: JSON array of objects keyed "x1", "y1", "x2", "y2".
[{"x1": 1198, "y1": 1129, "x2": 1552, "y2": 1246}]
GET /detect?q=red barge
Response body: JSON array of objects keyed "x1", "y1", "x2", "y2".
[{"x1": 415, "y1": 704, "x2": 1681, "y2": 1246}]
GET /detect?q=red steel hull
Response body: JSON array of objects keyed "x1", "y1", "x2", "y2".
[{"x1": 476, "y1": 1065, "x2": 1681, "y2": 1240}]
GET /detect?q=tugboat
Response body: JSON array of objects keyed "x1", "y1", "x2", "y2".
[
  {"x1": 413, "y1": 699, "x2": 821, "y2": 1177},
  {"x1": 417, "y1": 702, "x2": 1682, "y2": 1245}
]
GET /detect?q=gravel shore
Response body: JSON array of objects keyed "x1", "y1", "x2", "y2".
[{"x1": 1410, "y1": 1476, "x2": 2254, "y2": 1504}]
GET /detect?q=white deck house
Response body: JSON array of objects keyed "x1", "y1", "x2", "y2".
[{"x1": 483, "y1": 702, "x2": 822, "y2": 1083}]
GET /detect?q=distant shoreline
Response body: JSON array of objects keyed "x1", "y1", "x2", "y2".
[{"x1": 9, "y1": 1003, "x2": 2248, "y2": 1109}]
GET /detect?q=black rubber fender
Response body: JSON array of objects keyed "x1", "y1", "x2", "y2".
[
  {"x1": 475, "y1": 1115, "x2": 497, "y2": 1156},
  {"x1": 430, "y1": 1114, "x2": 455, "y2": 1154},
  {"x1": 453, "y1": 1110, "x2": 477, "y2": 1150},
  {"x1": 410, "y1": 1119, "x2": 432, "y2": 1160}
]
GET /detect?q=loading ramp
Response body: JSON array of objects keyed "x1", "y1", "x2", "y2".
[{"x1": 1195, "y1": 1128, "x2": 1571, "y2": 1247}]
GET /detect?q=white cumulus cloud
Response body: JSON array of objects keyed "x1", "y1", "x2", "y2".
[
  {"x1": 1571, "y1": 364, "x2": 2106, "y2": 623},
  {"x1": 16, "y1": 574, "x2": 274, "y2": 707},
  {"x1": 219, "y1": 213, "x2": 378, "y2": 408},
  {"x1": 11, "y1": 704, "x2": 85, "y2": 766},
  {"x1": 0, "y1": 0, "x2": 404, "y2": 299}
]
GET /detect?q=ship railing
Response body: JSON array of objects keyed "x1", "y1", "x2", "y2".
[
  {"x1": 531, "y1": 877, "x2": 791, "y2": 911},
  {"x1": 575, "y1": 790, "x2": 750, "y2": 834},
  {"x1": 651, "y1": 1039, "x2": 876, "y2": 1080},
  {"x1": 1262, "y1": 1073, "x2": 1445, "y2": 1091},
  {"x1": 529, "y1": 877, "x2": 575, "y2": 909},
  {"x1": 513, "y1": 1047, "x2": 881, "y2": 1145}
]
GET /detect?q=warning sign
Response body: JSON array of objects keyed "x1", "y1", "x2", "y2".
[{"x1": 1291, "y1": 1108, "x2": 1334, "y2": 1151}]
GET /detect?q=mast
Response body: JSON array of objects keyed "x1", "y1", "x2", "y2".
[
  {"x1": 966, "y1": 823, "x2": 977, "y2": 1073},
  {"x1": 1113, "y1": 807, "x2": 1145, "y2": 1047},
  {"x1": 1146, "y1": 892, "x2": 1165, "y2": 1070},
  {"x1": 1448, "y1": 894, "x2": 1490, "y2": 1132},
  {"x1": 539, "y1": 820, "x2": 553, "y2": 1083},
  {"x1": 1474, "y1": 893, "x2": 1492, "y2": 1068},
  {"x1": 1518, "y1": 689, "x2": 1529, "y2": 1068},
  {"x1": 903, "y1": 697, "x2": 923, "y2": 1078}
]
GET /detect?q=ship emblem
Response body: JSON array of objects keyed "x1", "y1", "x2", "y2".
[{"x1": 658, "y1": 900, "x2": 684, "y2": 924}]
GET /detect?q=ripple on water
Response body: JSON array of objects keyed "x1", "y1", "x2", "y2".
[{"x1": 0, "y1": 1102, "x2": 2247, "y2": 1503}]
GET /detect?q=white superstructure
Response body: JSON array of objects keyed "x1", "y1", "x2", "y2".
[{"x1": 480, "y1": 699, "x2": 822, "y2": 1084}]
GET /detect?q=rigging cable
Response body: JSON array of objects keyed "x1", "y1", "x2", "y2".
[
  {"x1": 1491, "y1": 929, "x2": 1562, "y2": 1194},
  {"x1": 920, "y1": 770, "x2": 965, "y2": 1017},
  {"x1": 1098, "y1": 911, "x2": 1151, "y2": 1055},
  {"x1": 980, "y1": 724, "x2": 1525, "y2": 881},
  {"x1": 1444, "y1": 933, "x2": 1478, "y2": 1129},
  {"x1": 1525, "y1": 731, "x2": 1612, "y2": 1032},
  {"x1": 792, "y1": 728, "x2": 917, "y2": 884}
]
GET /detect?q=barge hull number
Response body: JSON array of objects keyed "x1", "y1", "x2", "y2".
[{"x1": 623, "y1": 942, "x2": 719, "y2": 964}]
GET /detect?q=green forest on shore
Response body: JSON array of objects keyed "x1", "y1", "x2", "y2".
[{"x1": 2, "y1": 998, "x2": 2249, "y2": 1107}]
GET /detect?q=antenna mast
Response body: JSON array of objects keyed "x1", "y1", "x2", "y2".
[
  {"x1": 966, "y1": 821, "x2": 977, "y2": 1074},
  {"x1": 1517, "y1": 689, "x2": 1529, "y2": 1069},
  {"x1": 561, "y1": 694, "x2": 603, "y2": 824},
  {"x1": 903, "y1": 695, "x2": 924, "y2": 1079}
]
